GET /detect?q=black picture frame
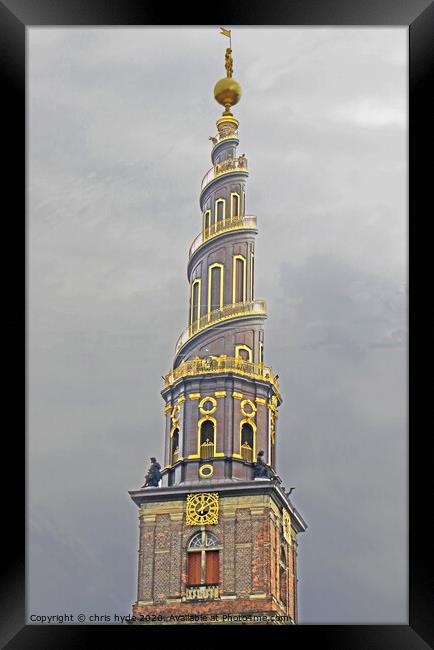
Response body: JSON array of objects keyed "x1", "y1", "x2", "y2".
[{"x1": 4, "y1": 0, "x2": 432, "y2": 647}]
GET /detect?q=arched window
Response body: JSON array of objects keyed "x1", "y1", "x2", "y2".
[
  {"x1": 208, "y1": 263, "x2": 224, "y2": 314},
  {"x1": 188, "y1": 531, "x2": 219, "y2": 549},
  {"x1": 279, "y1": 545, "x2": 288, "y2": 606},
  {"x1": 190, "y1": 279, "x2": 201, "y2": 327},
  {"x1": 235, "y1": 344, "x2": 252, "y2": 362},
  {"x1": 240, "y1": 421, "x2": 254, "y2": 462},
  {"x1": 200, "y1": 419, "x2": 215, "y2": 459},
  {"x1": 231, "y1": 192, "x2": 240, "y2": 220},
  {"x1": 187, "y1": 531, "x2": 220, "y2": 586},
  {"x1": 232, "y1": 255, "x2": 246, "y2": 304},
  {"x1": 215, "y1": 198, "x2": 225, "y2": 225},
  {"x1": 203, "y1": 210, "x2": 211, "y2": 236},
  {"x1": 171, "y1": 428, "x2": 179, "y2": 465}
]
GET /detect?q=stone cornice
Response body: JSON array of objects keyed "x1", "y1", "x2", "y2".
[{"x1": 128, "y1": 478, "x2": 307, "y2": 533}]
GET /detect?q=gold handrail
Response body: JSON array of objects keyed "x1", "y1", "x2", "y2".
[
  {"x1": 211, "y1": 132, "x2": 239, "y2": 150},
  {"x1": 201, "y1": 155, "x2": 248, "y2": 191},
  {"x1": 175, "y1": 300, "x2": 266, "y2": 353},
  {"x1": 200, "y1": 440, "x2": 215, "y2": 460},
  {"x1": 241, "y1": 442, "x2": 253, "y2": 463},
  {"x1": 189, "y1": 215, "x2": 257, "y2": 258},
  {"x1": 163, "y1": 354, "x2": 280, "y2": 394}
]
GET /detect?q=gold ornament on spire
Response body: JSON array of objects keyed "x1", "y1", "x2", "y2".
[
  {"x1": 214, "y1": 27, "x2": 242, "y2": 116},
  {"x1": 225, "y1": 48, "x2": 233, "y2": 78}
]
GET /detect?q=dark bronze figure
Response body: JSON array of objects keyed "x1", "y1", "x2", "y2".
[
  {"x1": 253, "y1": 450, "x2": 271, "y2": 479},
  {"x1": 142, "y1": 457, "x2": 162, "y2": 487}
]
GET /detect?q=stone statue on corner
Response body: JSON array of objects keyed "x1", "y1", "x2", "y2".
[
  {"x1": 253, "y1": 450, "x2": 272, "y2": 479},
  {"x1": 142, "y1": 457, "x2": 161, "y2": 488}
]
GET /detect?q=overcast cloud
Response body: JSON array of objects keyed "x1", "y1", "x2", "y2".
[{"x1": 28, "y1": 27, "x2": 407, "y2": 624}]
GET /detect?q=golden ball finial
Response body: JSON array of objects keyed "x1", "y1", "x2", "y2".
[{"x1": 214, "y1": 77, "x2": 242, "y2": 115}]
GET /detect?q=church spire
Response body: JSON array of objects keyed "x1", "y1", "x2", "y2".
[{"x1": 129, "y1": 31, "x2": 306, "y2": 625}]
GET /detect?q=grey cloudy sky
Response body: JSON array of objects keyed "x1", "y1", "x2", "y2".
[{"x1": 28, "y1": 27, "x2": 407, "y2": 624}]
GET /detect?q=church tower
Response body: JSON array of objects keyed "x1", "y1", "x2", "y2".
[{"x1": 129, "y1": 32, "x2": 307, "y2": 625}]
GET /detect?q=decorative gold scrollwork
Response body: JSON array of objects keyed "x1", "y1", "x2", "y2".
[
  {"x1": 282, "y1": 510, "x2": 292, "y2": 544},
  {"x1": 199, "y1": 396, "x2": 217, "y2": 415},
  {"x1": 241, "y1": 399, "x2": 256, "y2": 418}
]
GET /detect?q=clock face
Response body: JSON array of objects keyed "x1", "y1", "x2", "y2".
[{"x1": 186, "y1": 493, "x2": 219, "y2": 526}]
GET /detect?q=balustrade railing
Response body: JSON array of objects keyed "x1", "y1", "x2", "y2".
[
  {"x1": 184, "y1": 584, "x2": 220, "y2": 601},
  {"x1": 241, "y1": 442, "x2": 254, "y2": 463},
  {"x1": 201, "y1": 155, "x2": 248, "y2": 191},
  {"x1": 163, "y1": 353, "x2": 279, "y2": 393},
  {"x1": 175, "y1": 300, "x2": 266, "y2": 353},
  {"x1": 189, "y1": 215, "x2": 257, "y2": 258},
  {"x1": 200, "y1": 440, "x2": 215, "y2": 460},
  {"x1": 210, "y1": 131, "x2": 239, "y2": 148}
]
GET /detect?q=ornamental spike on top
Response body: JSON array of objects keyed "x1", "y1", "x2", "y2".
[{"x1": 214, "y1": 27, "x2": 242, "y2": 118}]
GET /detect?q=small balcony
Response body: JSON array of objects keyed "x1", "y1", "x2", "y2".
[
  {"x1": 189, "y1": 215, "x2": 257, "y2": 258},
  {"x1": 240, "y1": 441, "x2": 254, "y2": 463},
  {"x1": 184, "y1": 584, "x2": 220, "y2": 601},
  {"x1": 210, "y1": 131, "x2": 239, "y2": 150},
  {"x1": 175, "y1": 300, "x2": 266, "y2": 354},
  {"x1": 163, "y1": 353, "x2": 280, "y2": 394},
  {"x1": 200, "y1": 439, "x2": 215, "y2": 460},
  {"x1": 201, "y1": 155, "x2": 248, "y2": 192}
]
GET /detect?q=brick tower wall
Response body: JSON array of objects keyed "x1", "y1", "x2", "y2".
[{"x1": 132, "y1": 492, "x2": 298, "y2": 625}]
